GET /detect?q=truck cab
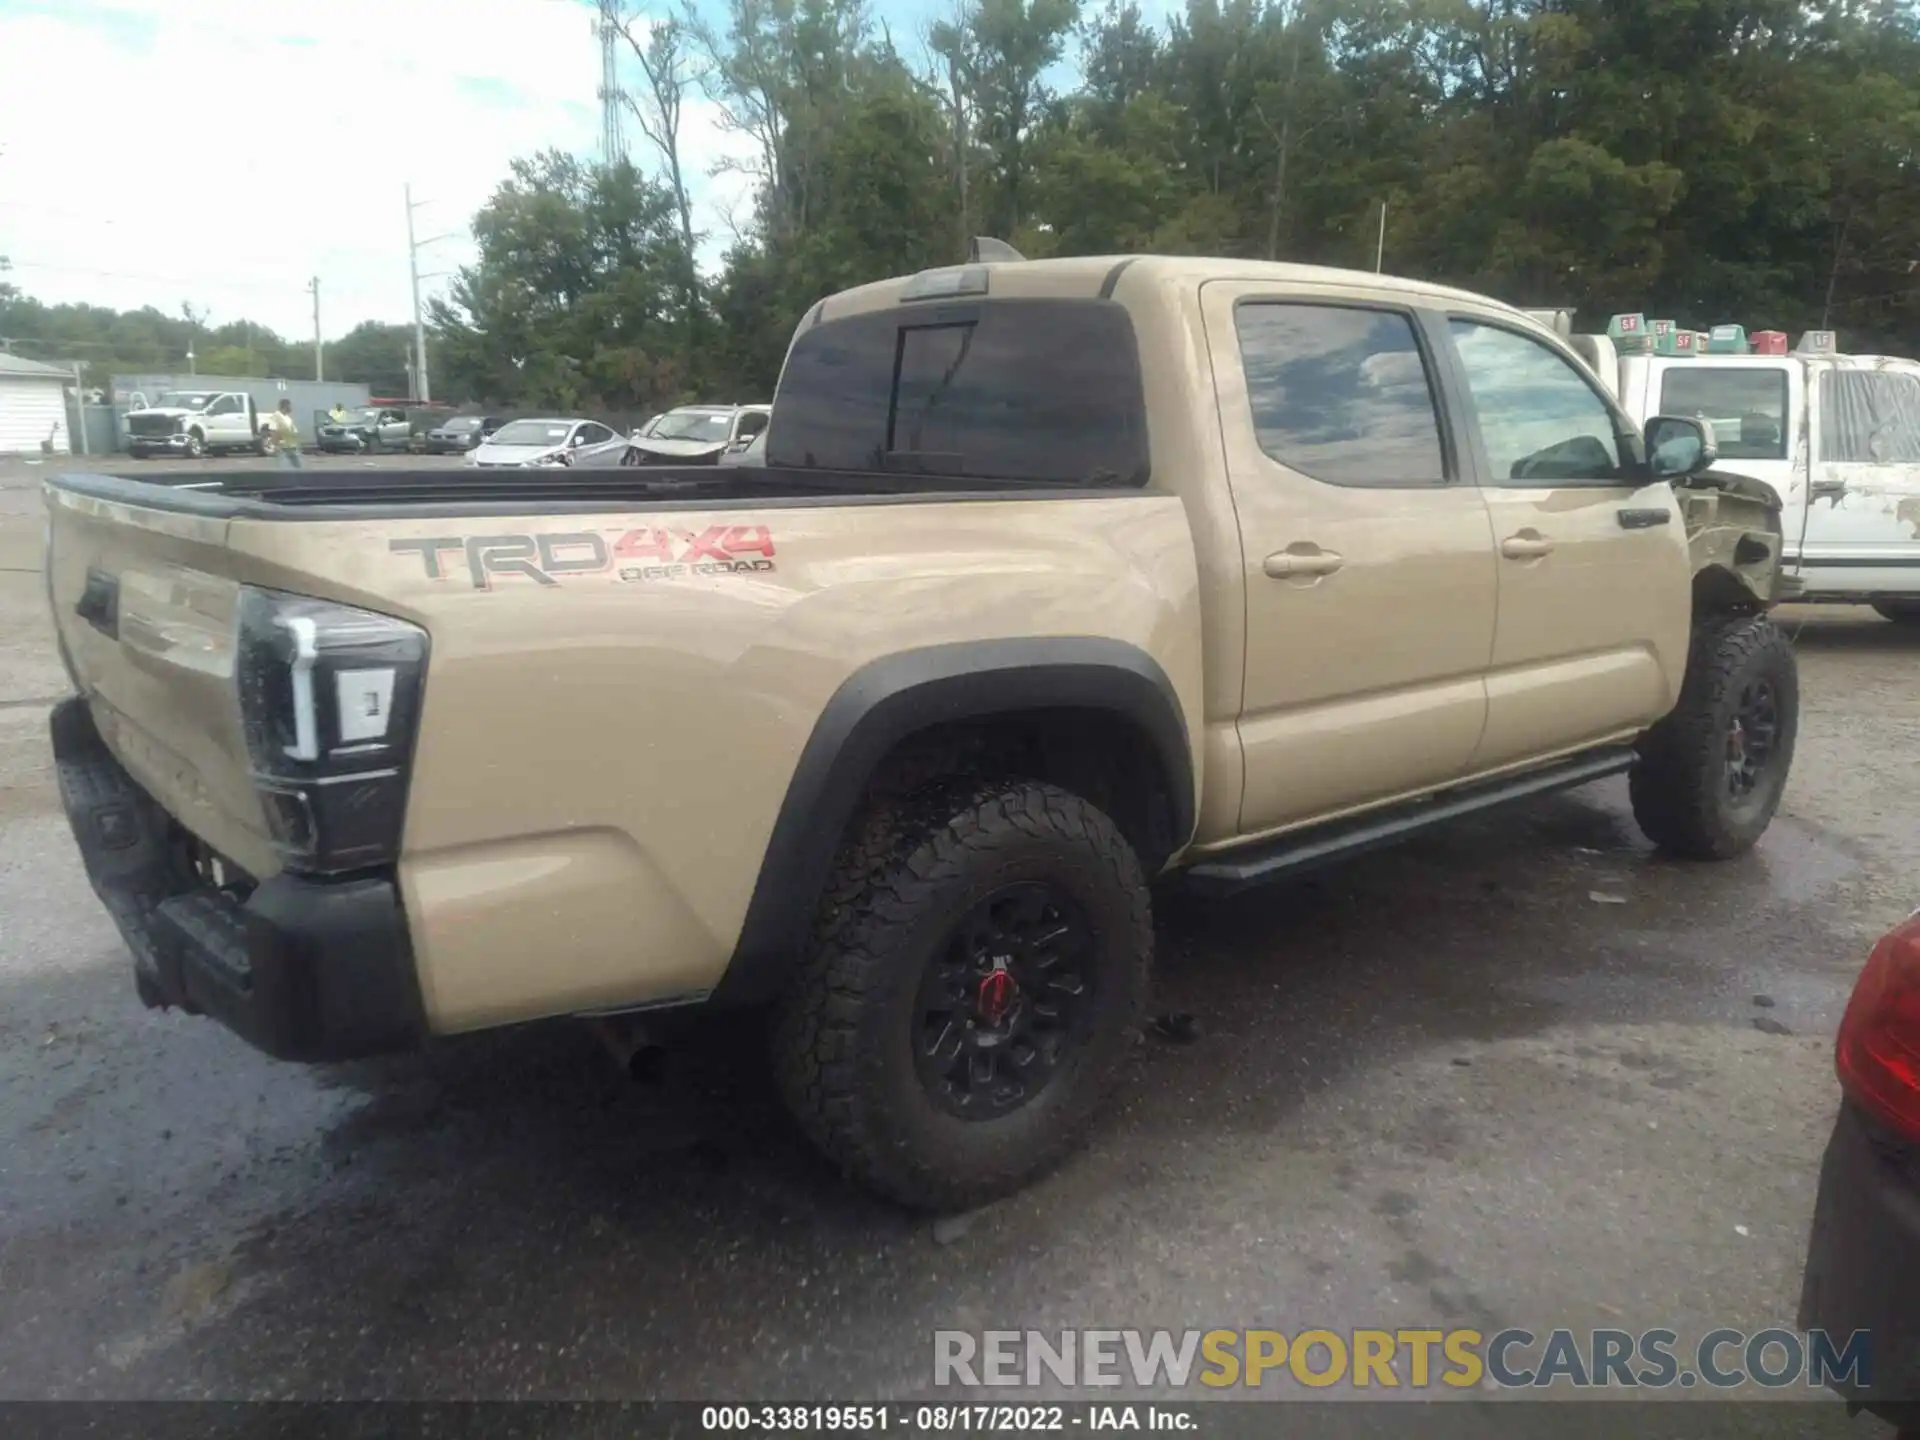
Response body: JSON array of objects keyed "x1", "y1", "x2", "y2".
[{"x1": 1549, "y1": 313, "x2": 1920, "y2": 621}]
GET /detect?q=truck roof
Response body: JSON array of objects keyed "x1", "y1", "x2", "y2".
[{"x1": 817, "y1": 253, "x2": 1545, "y2": 331}]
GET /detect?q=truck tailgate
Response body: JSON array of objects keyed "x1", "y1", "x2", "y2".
[{"x1": 45, "y1": 488, "x2": 278, "y2": 876}]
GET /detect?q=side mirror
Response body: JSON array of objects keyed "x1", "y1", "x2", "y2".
[
  {"x1": 569, "y1": 431, "x2": 585, "y2": 447},
  {"x1": 1645, "y1": 415, "x2": 1718, "y2": 480}
]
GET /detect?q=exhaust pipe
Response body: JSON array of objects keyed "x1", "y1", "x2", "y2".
[{"x1": 585, "y1": 1016, "x2": 669, "y2": 1083}]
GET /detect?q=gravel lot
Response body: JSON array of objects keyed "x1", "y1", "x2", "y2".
[{"x1": 0, "y1": 452, "x2": 1915, "y2": 1433}]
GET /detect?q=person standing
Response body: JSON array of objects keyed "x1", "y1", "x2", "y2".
[{"x1": 269, "y1": 399, "x2": 303, "y2": 469}]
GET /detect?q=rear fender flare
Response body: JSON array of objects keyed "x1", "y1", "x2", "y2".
[{"x1": 714, "y1": 638, "x2": 1194, "y2": 1006}]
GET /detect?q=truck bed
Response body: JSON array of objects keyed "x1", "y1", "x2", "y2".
[
  {"x1": 42, "y1": 452, "x2": 1200, "y2": 1041},
  {"x1": 52, "y1": 465, "x2": 1124, "y2": 519}
]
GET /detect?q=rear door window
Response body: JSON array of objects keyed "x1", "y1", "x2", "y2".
[
  {"x1": 1659, "y1": 367, "x2": 1789, "y2": 461},
  {"x1": 769, "y1": 298, "x2": 1148, "y2": 485},
  {"x1": 1233, "y1": 302, "x2": 1448, "y2": 486}
]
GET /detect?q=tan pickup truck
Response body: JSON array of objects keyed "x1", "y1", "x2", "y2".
[{"x1": 44, "y1": 248, "x2": 1796, "y2": 1210}]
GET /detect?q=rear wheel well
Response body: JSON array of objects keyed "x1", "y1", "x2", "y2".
[
  {"x1": 858, "y1": 708, "x2": 1182, "y2": 874},
  {"x1": 717, "y1": 642, "x2": 1192, "y2": 1009}
]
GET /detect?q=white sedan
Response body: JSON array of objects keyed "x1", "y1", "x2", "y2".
[{"x1": 467, "y1": 417, "x2": 626, "y2": 469}]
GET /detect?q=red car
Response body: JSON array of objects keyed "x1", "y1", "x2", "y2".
[{"x1": 1801, "y1": 908, "x2": 1920, "y2": 1428}]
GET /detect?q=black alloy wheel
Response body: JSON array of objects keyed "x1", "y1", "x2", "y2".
[
  {"x1": 1725, "y1": 678, "x2": 1779, "y2": 803},
  {"x1": 913, "y1": 881, "x2": 1095, "y2": 1120}
]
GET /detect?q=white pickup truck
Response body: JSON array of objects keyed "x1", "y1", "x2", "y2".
[
  {"x1": 1543, "y1": 315, "x2": 1920, "y2": 623},
  {"x1": 124, "y1": 390, "x2": 275, "y2": 460}
]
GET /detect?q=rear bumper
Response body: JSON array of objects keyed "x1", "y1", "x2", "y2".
[
  {"x1": 1799, "y1": 1101, "x2": 1920, "y2": 1420},
  {"x1": 51, "y1": 696, "x2": 424, "y2": 1062}
]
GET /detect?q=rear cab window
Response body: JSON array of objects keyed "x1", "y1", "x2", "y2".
[
  {"x1": 768, "y1": 298, "x2": 1149, "y2": 486},
  {"x1": 1659, "y1": 367, "x2": 1790, "y2": 461}
]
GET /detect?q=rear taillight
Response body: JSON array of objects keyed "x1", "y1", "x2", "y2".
[
  {"x1": 235, "y1": 586, "x2": 427, "y2": 876},
  {"x1": 1836, "y1": 912, "x2": 1920, "y2": 1141}
]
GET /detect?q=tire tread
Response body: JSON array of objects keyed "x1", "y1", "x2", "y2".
[
  {"x1": 771, "y1": 777, "x2": 1150, "y2": 1210},
  {"x1": 1630, "y1": 614, "x2": 1797, "y2": 859}
]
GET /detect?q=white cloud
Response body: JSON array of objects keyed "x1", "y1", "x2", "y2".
[{"x1": 0, "y1": 0, "x2": 759, "y2": 342}]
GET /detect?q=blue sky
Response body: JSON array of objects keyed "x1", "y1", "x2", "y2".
[{"x1": 0, "y1": 0, "x2": 1134, "y2": 343}]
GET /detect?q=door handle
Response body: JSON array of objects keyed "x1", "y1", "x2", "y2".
[
  {"x1": 1264, "y1": 548, "x2": 1345, "y2": 579},
  {"x1": 1617, "y1": 508, "x2": 1671, "y2": 530},
  {"x1": 1499, "y1": 533, "x2": 1555, "y2": 560}
]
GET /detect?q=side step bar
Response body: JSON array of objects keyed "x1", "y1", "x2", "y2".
[{"x1": 1183, "y1": 745, "x2": 1637, "y2": 896}]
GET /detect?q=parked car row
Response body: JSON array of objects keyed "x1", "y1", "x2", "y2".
[
  {"x1": 122, "y1": 399, "x2": 774, "y2": 467},
  {"x1": 466, "y1": 404, "x2": 773, "y2": 471}
]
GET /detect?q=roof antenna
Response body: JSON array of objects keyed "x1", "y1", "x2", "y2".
[{"x1": 967, "y1": 236, "x2": 1027, "y2": 264}]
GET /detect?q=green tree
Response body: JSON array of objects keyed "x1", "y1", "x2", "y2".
[
  {"x1": 955, "y1": 0, "x2": 1081, "y2": 235},
  {"x1": 12, "y1": 0, "x2": 1920, "y2": 390},
  {"x1": 430, "y1": 151, "x2": 691, "y2": 410},
  {"x1": 327, "y1": 321, "x2": 417, "y2": 396}
]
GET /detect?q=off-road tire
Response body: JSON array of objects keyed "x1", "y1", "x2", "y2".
[
  {"x1": 1629, "y1": 614, "x2": 1798, "y2": 860},
  {"x1": 771, "y1": 778, "x2": 1152, "y2": 1211},
  {"x1": 1873, "y1": 599, "x2": 1920, "y2": 625}
]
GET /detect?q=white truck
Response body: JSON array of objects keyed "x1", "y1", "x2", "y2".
[
  {"x1": 124, "y1": 390, "x2": 277, "y2": 460},
  {"x1": 1540, "y1": 314, "x2": 1920, "y2": 623}
]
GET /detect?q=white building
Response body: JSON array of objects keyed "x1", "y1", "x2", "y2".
[{"x1": 0, "y1": 353, "x2": 76, "y2": 456}]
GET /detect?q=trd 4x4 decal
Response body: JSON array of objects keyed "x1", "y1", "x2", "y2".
[{"x1": 391, "y1": 525, "x2": 777, "y2": 589}]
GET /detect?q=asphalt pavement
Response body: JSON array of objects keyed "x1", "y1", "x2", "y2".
[{"x1": 1, "y1": 453, "x2": 1916, "y2": 1434}]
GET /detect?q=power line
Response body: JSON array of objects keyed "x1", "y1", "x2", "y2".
[
  {"x1": 0, "y1": 201, "x2": 447, "y2": 267},
  {"x1": 4, "y1": 258, "x2": 308, "y2": 297},
  {"x1": 0, "y1": 334, "x2": 200, "y2": 352}
]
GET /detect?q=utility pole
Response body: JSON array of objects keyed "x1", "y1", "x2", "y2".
[
  {"x1": 309, "y1": 277, "x2": 323, "y2": 381},
  {"x1": 71, "y1": 362, "x2": 89, "y2": 457},
  {"x1": 1375, "y1": 200, "x2": 1387, "y2": 274},
  {"x1": 182, "y1": 302, "x2": 206, "y2": 375},
  {"x1": 405, "y1": 185, "x2": 456, "y2": 403}
]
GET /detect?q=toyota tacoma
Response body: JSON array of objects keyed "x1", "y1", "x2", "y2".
[{"x1": 44, "y1": 246, "x2": 1797, "y2": 1209}]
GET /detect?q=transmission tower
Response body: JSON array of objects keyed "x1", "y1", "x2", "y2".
[{"x1": 597, "y1": 1, "x2": 628, "y2": 169}]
